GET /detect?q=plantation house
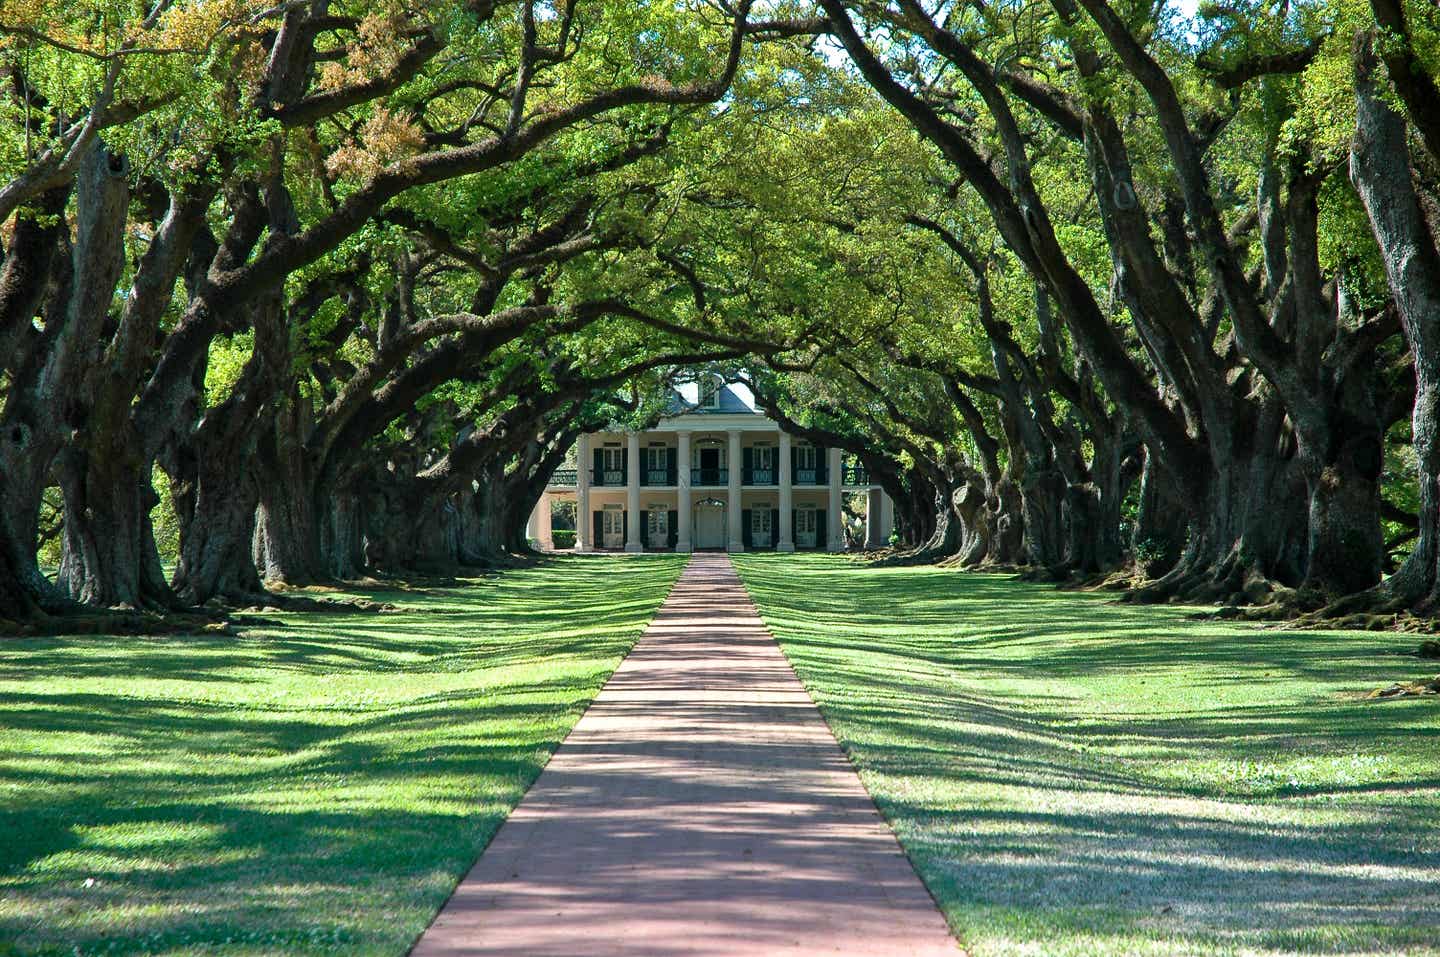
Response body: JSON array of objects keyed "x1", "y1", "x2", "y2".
[{"x1": 529, "y1": 379, "x2": 893, "y2": 552}]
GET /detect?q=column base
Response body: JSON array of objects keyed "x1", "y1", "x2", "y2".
[
  {"x1": 776, "y1": 541, "x2": 795, "y2": 553},
  {"x1": 727, "y1": 542, "x2": 745, "y2": 553},
  {"x1": 624, "y1": 542, "x2": 643, "y2": 553},
  {"x1": 826, "y1": 543, "x2": 846, "y2": 553},
  {"x1": 676, "y1": 542, "x2": 693, "y2": 553}
]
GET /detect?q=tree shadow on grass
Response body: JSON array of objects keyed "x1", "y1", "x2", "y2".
[
  {"x1": 0, "y1": 556, "x2": 685, "y2": 956},
  {"x1": 734, "y1": 554, "x2": 1440, "y2": 955}
]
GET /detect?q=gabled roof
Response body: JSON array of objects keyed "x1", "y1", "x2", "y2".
[{"x1": 666, "y1": 380, "x2": 760, "y2": 415}]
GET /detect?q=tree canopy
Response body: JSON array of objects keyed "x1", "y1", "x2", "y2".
[{"x1": 3, "y1": 0, "x2": 1440, "y2": 628}]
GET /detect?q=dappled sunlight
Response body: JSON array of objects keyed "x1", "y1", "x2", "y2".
[
  {"x1": 735, "y1": 554, "x2": 1440, "y2": 957},
  {"x1": 0, "y1": 556, "x2": 686, "y2": 956}
]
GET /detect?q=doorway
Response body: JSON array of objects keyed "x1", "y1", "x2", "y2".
[
  {"x1": 697, "y1": 445, "x2": 722, "y2": 485},
  {"x1": 694, "y1": 499, "x2": 726, "y2": 549},
  {"x1": 647, "y1": 508, "x2": 669, "y2": 549},
  {"x1": 751, "y1": 508, "x2": 772, "y2": 548},
  {"x1": 796, "y1": 507, "x2": 818, "y2": 549},
  {"x1": 602, "y1": 507, "x2": 625, "y2": 549}
]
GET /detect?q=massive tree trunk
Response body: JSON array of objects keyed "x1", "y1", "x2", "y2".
[
  {"x1": 1351, "y1": 40, "x2": 1440, "y2": 610},
  {"x1": 56, "y1": 448, "x2": 172, "y2": 608},
  {"x1": 48, "y1": 146, "x2": 178, "y2": 609},
  {"x1": 253, "y1": 391, "x2": 328, "y2": 585},
  {"x1": 1021, "y1": 462, "x2": 1067, "y2": 568},
  {"x1": 1299, "y1": 426, "x2": 1385, "y2": 595},
  {"x1": 170, "y1": 439, "x2": 266, "y2": 605},
  {"x1": 171, "y1": 286, "x2": 291, "y2": 604},
  {"x1": 1139, "y1": 399, "x2": 1306, "y2": 603},
  {"x1": 0, "y1": 186, "x2": 72, "y2": 621},
  {"x1": 1132, "y1": 448, "x2": 1188, "y2": 578}
]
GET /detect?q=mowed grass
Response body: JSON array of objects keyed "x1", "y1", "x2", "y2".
[
  {"x1": 0, "y1": 555, "x2": 685, "y2": 956},
  {"x1": 734, "y1": 554, "x2": 1440, "y2": 957}
]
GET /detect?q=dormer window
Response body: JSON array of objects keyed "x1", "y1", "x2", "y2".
[{"x1": 699, "y1": 374, "x2": 722, "y2": 410}]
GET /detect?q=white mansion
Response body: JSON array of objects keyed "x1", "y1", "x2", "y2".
[{"x1": 528, "y1": 379, "x2": 894, "y2": 552}]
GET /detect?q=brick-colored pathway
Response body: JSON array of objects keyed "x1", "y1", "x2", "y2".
[{"x1": 410, "y1": 554, "x2": 959, "y2": 956}]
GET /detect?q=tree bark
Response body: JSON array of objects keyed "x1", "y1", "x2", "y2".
[{"x1": 1351, "y1": 38, "x2": 1440, "y2": 609}]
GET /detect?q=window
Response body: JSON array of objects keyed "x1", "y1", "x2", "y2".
[
  {"x1": 602, "y1": 445, "x2": 624, "y2": 485},
  {"x1": 645, "y1": 444, "x2": 669, "y2": 485},
  {"x1": 751, "y1": 444, "x2": 774, "y2": 484},
  {"x1": 699, "y1": 374, "x2": 721, "y2": 409},
  {"x1": 796, "y1": 444, "x2": 817, "y2": 484}
]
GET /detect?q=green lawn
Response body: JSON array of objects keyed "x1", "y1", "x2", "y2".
[
  {"x1": 734, "y1": 554, "x2": 1440, "y2": 957},
  {"x1": 0, "y1": 555, "x2": 686, "y2": 957}
]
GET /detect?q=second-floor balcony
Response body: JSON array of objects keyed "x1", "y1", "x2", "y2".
[
  {"x1": 550, "y1": 468, "x2": 578, "y2": 487},
  {"x1": 692, "y1": 467, "x2": 729, "y2": 487},
  {"x1": 793, "y1": 467, "x2": 828, "y2": 486},
  {"x1": 843, "y1": 465, "x2": 870, "y2": 486},
  {"x1": 641, "y1": 466, "x2": 678, "y2": 486},
  {"x1": 591, "y1": 467, "x2": 627, "y2": 487}
]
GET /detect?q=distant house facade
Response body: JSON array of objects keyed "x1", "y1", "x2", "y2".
[{"x1": 528, "y1": 378, "x2": 893, "y2": 553}]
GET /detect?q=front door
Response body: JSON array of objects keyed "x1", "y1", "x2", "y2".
[
  {"x1": 694, "y1": 502, "x2": 726, "y2": 549},
  {"x1": 751, "y1": 508, "x2": 772, "y2": 548},
  {"x1": 602, "y1": 508, "x2": 625, "y2": 549},
  {"x1": 647, "y1": 508, "x2": 669, "y2": 549},
  {"x1": 796, "y1": 508, "x2": 818, "y2": 548}
]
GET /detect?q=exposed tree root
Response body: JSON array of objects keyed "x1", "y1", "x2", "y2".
[
  {"x1": 0, "y1": 607, "x2": 236, "y2": 638},
  {"x1": 1361, "y1": 675, "x2": 1440, "y2": 699}
]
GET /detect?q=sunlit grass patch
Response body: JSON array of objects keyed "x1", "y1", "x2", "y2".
[
  {"x1": 734, "y1": 553, "x2": 1440, "y2": 957},
  {"x1": 0, "y1": 555, "x2": 685, "y2": 956}
]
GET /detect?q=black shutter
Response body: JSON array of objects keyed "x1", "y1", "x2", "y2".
[
  {"x1": 592, "y1": 448, "x2": 604, "y2": 485},
  {"x1": 592, "y1": 510, "x2": 603, "y2": 548},
  {"x1": 668, "y1": 510, "x2": 678, "y2": 548},
  {"x1": 667, "y1": 446, "x2": 677, "y2": 485},
  {"x1": 771, "y1": 509, "x2": 779, "y2": 550},
  {"x1": 638, "y1": 510, "x2": 648, "y2": 549},
  {"x1": 817, "y1": 510, "x2": 827, "y2": 550},
  {"x1": 622, "y1": 510, "x2": 629, "y2": 547},
  {"x1": 742, "y1": 447, "x2": 753, "y2": 485},
  {"x1": 790, "y1": 444, "x2": 798, "y2": 485},
  {"x1": 742, "y1": 509, "x2": 752, "y2": 548}
]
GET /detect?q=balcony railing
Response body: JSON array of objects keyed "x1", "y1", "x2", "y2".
[
  {"x1": 591, "y1": 467, "x2": 627, "y2": 487},
  {"x1": 744, "y1": 468, "x2": 776, "y2": 486},
  {"x1": 793, "y1": 467, "x2": 828, "y2": 486},
  {"x1": 843, "y1": 465, "x2": 870, "y2": 486},
  {"x1": 691, "y1": 467, "x2": 729, "y2": 486},
  {"x1": 550, "y1": 468, "x2": 577, "y2": 487},
  {"x1": 640, "y1": 467, "x2": 677, "y2": 487}
]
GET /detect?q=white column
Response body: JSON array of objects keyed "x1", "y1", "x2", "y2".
[
  {"x1": 676, "y1": 431, "x2": 692, "y2": 553},
  {"x1": 881, "y1": 492, "x2": 895, "y2": 546},
  {"x1": 625, "y1": 432, "x2": 642, "y2": 553},
  {"x1": 865, "y1": 486, "x2": 885, "y2": 549},
  {"x1": 534, "y1": 492, "x2": 553, "y2": 549},
  {"x1": 575, "y1": 434, "x2": 591, "y2": 551},
  {"x1": 726, "y1": 428, "x2": 744, "y2": 552},
  {"x1": 827, "y1": 446, "x2": 844, "y2": 552},
  {"x1": 777, "y1": 431, "x2": 794, "y2": 552}
]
